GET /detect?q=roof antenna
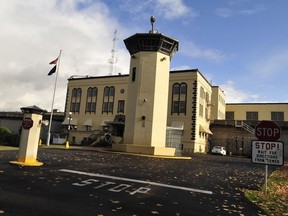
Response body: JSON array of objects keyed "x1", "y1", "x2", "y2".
[
  {"x1": 149, "y1": 16, "x2": 157, "y2": 34},
  {"x1": 108, "y1": 29, "x2": 119, "y2": 75}
]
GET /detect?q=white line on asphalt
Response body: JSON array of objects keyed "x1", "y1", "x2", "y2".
[{"x1": 59, "y1": 169, "x2": 213, "y2": 195}]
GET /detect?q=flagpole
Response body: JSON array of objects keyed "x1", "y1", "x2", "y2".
[{"x1": 46, "y1": 50, "x2": 62, "y2": 146}]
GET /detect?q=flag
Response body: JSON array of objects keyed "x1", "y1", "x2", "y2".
[
  {"x1": 49, "y1": 58, "x2": 58, "y2": 65},
  {"x1": 48, "y1": 65, "x2": 57, "y2": 76}
]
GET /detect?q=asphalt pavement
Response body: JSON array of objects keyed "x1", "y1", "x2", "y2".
[{"x1": 0, "y1": 147, "x2": 272, "y2": 216}]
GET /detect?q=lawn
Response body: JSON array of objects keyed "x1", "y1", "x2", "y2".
[{"x1": 244, "y1": 165, "x2": 288, "y2": 216}]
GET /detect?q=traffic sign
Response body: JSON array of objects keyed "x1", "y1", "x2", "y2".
[
  {"x1": 251, "y1": 140, "x2": 284, "y2": 166},
  {"x1": 255, "y1": 120, "x2": 281, "y2": 141},
  {"x1": 22, "y1": 117, "x2": 34, "y2": 130}
]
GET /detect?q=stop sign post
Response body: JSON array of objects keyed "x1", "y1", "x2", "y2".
[
  {"x1": 253, "y1": 120, "x2": 283, "y2": 193},
  {"x1": 255, "y1": 120, "x2": 281, "y2": 141}
]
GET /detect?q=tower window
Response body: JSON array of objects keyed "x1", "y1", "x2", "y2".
[
  {"x1": 132, "y1": 67, "x2": 136, "y2": 82},
  {"x1": 117, "y1": 100, "x2": 125, "y2": 113}
]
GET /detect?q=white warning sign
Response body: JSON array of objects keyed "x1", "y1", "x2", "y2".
[{"x1": 251, "y1": 140, "x2": 284, "y2": 166}]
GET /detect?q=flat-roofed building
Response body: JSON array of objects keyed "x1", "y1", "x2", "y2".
[
  {"x1": 226, "y1": 103, "x2": 288, "y2": 122},
  {"x1": 211, "y1": 103, "x2": 288, "y2": 158},
  {"x1": 64, "y1": 69, "x2": 225, "y2": 154}
]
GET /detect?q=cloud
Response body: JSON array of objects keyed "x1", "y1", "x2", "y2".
[
  {"x1": 220, "y1": 80, "x2": 260, "y2": 103},
  {"x1": 155, "y1": 0, "x2": 194, "y2": 20},
  {"x1": 0, "y1": 0, "x2": 130, "y2": 111},
  {"x1": 238, "y1": 5, "x2": 266, "y2": 15},
  {"x1": 181, "y1": 41, "x2": 226, "y2": 63},
  {"x1": 215, "y1": 8, "x2": 232, "y2": 18},
  {"x1": 119, "y1": 0, "x2": 196, "y2": 21},
  {"x1": 170, "y1": 65, "x2": 191, "y2": 71},
  {"x1": 215, "y1": 4, "x2": 266, "y2": 18},
  {"x1": 249, "y1": 50, "x2": 288, "y2": 78}
]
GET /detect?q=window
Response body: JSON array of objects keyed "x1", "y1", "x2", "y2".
[
  {"x1": 102, "y1": 86, "x2": 115, "y2": 114},
  {"x1": 246, "y1": 112, "x2": 258, "y2": 120},
  {"x1": 200, "y1": 86, "x2": 205, "y2": 100},
  {"x1": 132, "y1": 67, "x2": 136, "y2": 82},
  {"x1": 171, "y1": 82, "x2": 187, "y2": 115},
  {"x1": 271, "y1": 112, "x2": 284, "y2": 121},
  {"x1": 205, "y1": 107, "x2": 209, "y2": 120},
  {"x1": 85, "y1": 87, "x2": 97, "y2": 113},
  {"x1": 199, "y1": 104, "x2": 203, "y2": 117},
  {"x1": 70, "y1": 88, "x2": 82, "y2": 113},
  {"x1": 86, "y1": 126, "x2": 91, "y2": 131},
  {"x1": 117, "y1": 100, "x2": 125, "y2": 113},
  {"x1": 226, "y1": 111, "x2": 234, "y2": 120}
]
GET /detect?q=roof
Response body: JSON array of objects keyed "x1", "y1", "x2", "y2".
[{"x1": 226, "y1": 103, "x2": 288, "y2": 105}]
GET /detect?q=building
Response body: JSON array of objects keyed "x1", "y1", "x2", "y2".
[
  {"x1": 64, "y1": 69, "x2": 225, "y2": 154},
  {"x1": 63, "y1": 17, "x2": 227, "y2": 155},
  {"x1": 211, "y1": 103, "x2": 288, "y2": 158},
  {"x1": 226, "y1": 103, "x2": 288, "y2": 121}
]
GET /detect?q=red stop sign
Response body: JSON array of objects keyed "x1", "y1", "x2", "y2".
[{"x1": 255, "y1": 121, "x2": 281, "y2": 141}]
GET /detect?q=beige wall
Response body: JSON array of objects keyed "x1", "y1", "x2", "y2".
[
  {"x1": 67, "y1": 75, "x2": 128, "y2": 129},
  {"x1": 65, "y1": 69, "x2": 222, "y2": 154},
  {"x1": 211, "y1": 86, "x2": 226, "y2": 120},
  {"x1": 167, "y1": 70, "x2": 214, "y2": 153},
  {"x1": 123, "y1": 51, "x2": 170, "y2": 148},
  {"x1": 226, "y1": 103, "x2": 288, "y2": 121}
]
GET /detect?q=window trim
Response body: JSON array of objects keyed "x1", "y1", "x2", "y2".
[
  {"x1": 102, "y1": 86, "x2": 115, "y2": 114},
  {"x1": 85, "y1": 87, "x2": 97, "y2": 114},
  {"x1": 70, "y1": 88, "x2": 82, "y2": 113},
  {"x1": 117, "y1": 100, "x2": 125, "y2": 113},
  {"x1": 171, "y1": 82, "x2": 187, "y2": 115}
]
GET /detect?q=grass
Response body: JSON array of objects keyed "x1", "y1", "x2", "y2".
[
  {"x1": 244, "y1": 165, "x2": 288, "y2": 216},
  {"x1": 0, "y1": 145, "x2": 18, "y2": 151}
]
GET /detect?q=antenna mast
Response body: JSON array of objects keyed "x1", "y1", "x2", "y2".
[{"x1": 108, "y1": 29, "x2": 118, "y2": 75}]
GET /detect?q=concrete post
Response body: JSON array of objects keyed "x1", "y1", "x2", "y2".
[{"x1": 10, "y1": 105, "x2": 44, "y2": 166}]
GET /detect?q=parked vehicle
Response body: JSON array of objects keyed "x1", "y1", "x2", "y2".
[{"x1": 211, "y1": 146, "x2": 226, "y2": 156}]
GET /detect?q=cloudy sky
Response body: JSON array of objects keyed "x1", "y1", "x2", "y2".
[{"x1": 1, "y1": 0, "x2": 288, "y2": 111}]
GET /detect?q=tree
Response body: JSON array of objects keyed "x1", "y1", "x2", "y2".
[{"x1": 0, "y1": 127, "x2": 11, "y2": 134}]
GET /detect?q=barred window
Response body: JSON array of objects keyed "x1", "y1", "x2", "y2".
[
  {"x1": 85, "y1": 87, "x2": 97, "y2": 113},
  {"x1": 171, "y1": 82, "x2": 187, "y2": 115},
  {"x1": 226, "y1": 112, "x2": 234, "y2": 120},
  {"x1": 271, "y1": 112, "x2": 284, "y2": 121},
  {"x1": 246, "y1": 112, "x2": 258, "y2": 120},
  {"x1": 117, "y1": 100, "x2": 125, "y2": 113},
  {"x1": 70, "y1": 88, "x2": 82, "y2": 113},
  {"x1": 102, "y1": 86, "x2": 115, "y2": 114}
]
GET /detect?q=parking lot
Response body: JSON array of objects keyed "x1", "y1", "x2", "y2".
[{"x1": 0, "y1": 147, "x2": 272, "y2": 215}]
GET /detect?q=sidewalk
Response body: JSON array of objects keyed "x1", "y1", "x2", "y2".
[
  {"x1": 0, "y1": 146, "x2": 18, "y2": 151},
  {"x1": 0, "y1": 144, "x2": 191, "y2": 160}
]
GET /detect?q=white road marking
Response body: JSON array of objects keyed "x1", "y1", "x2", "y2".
[{"x1": 59, "y1": 169, "x2": 213, "y2": 195}]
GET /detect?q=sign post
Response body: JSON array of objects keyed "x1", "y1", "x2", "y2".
[{"x1": 252, "y1": 121, "x2": 283, "y2": 193}]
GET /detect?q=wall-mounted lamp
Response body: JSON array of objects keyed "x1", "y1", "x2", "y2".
[
  {"x1": 132, "y1": 55, "x2": 136, "y2": 59},
  {"x1": 143, "y1": 98, "x2": 147, "y2": 102},
  {"x1": 42, "y1": 120, "x2": 49, "y2": 126},
  {"x1": 160, "y1": 57, "x2": 166, "y2": 62}
]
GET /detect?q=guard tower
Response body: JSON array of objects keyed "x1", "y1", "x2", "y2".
[{"x1": 113, "y1": 17, "x2": 179, "y2": 155}]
